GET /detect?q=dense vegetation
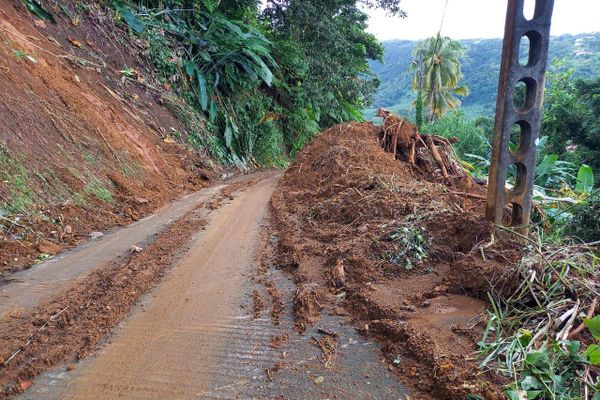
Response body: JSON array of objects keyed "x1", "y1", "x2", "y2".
[
  {"x1": 107, "y1": 0, "x2": 405, "y2": 166},
  {"x1": 367, "y1": 32, "x2": 600, "y2": 119}
]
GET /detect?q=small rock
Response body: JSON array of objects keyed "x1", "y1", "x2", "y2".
[
  {"x1": 37, "y1": 239, "x2": 62, "y2": 255},
  {"x1": 357, "y1": 225, "x2": 369, "y2": 234},
  {"x1": 134, "y1": 197, "x2": 149, "y2": 204},
  {"x1": 66, "y1": 364, "x2": 76, "y2": 371},
  {"x1": 130, "y1": 245, "x2": 143, "y2": 253},
  {"x1": 89, "y1": 231, "x2": 104, "y2": 239},
  {"x1": 331, "y1": 259, "x2": 345, "y2": 288},
  {"x1": 400, "y1": 305, "x2": 417, "y2": 312},
  {"x1": 64, "y1": 225, "x2": 73, "y2": 234},
  {"x1": 434, "y1": 284, "x2": 448, "y2": 293},
  {"x1": 420, "y1": 299, "x2": 432, "y2": 308},
  {"x1": 333, "y1": 307, "x2": 350, "y2": 316}
]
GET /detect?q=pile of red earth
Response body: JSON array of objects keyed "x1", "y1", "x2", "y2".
[{"x1": 270, "y1": 122, "x2": 522, "y2": 399}]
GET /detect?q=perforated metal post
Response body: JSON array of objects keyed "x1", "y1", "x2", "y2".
[{"x1": 486, "y1": 0, "x2": 555, "y2": 231}]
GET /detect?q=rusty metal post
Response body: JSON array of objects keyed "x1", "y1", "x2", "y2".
[{"x1": 486, "y1": 0, "x2": 555, "y2": 230}]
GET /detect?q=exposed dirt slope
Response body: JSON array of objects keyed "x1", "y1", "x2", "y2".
[
  {"x1": 0, "y1": 0, "x2": 218, "y2": 275},
  {"x1": 270, "y1": 122, "x2": 522, "y2": 399}
]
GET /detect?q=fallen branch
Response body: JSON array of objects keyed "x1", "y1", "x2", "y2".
[
  {"x1": 568, "y1": 297, "x2": 598, "y2": 340},
  {"x1": 446, "y1": 191, "x2": 487, "y2": 200},
  {"x1": 3, "y1": 306, "x2": 70, "y2": 366}
]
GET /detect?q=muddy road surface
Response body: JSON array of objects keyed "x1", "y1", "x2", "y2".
[{"x1": 7, "y1": 171, "x2": 406, "y2": 400}]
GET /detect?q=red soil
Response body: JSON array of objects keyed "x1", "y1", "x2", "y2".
[
  {"x1": 270, "y1": 122, "x2": 522, "y2": 399},
  {"x1": 0, "y1": 0, "x2": 219, "y2": 276}
]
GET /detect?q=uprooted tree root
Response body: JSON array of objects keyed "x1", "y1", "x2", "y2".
[{"x1": 376, "y1": 108, "x2": 462, "y2": 180}]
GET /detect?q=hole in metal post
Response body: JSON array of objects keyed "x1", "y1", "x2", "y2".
[
  {"x1": 510, "y1": 203, "x2": 524, "y2": 226},
  {"x1": 507, "y1": 162, "x2": 527, "y2": 195},
  {"x1": 523, "y1": 0, "x2": 536, "y2": 20},
  {"x1": 519, "y1": 31, "x2": 542, "y2": 67},
  {"x1": 509, "y1": 121, "x2": 532, "y2": 155},
  {"x1": 513, "y1": 78, "x2": 537, "y2": 112}
]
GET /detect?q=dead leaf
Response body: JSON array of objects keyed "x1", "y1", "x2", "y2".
[
  {"x1": 71, "y1": 17, "x2": 80, "y2": 26},
  {"x1": 163, "y1": 137, "x2": 176, "y2": 144},
  {"x1": 134, "y1": 197, "x2": 149, "y2": 204},
  {"x1": 33, "y1": 20, "x2": 46, "y2": 29},
  {"x1": 68, "y1": 38, "x2": 84, "y2": 48},
  {"x1": 314, "y1": 376, "x2": 324, "y2": 384},
  {"x1": 130, "y1": 245, "x2": 143, "y2": 253},
  {"x1": 19, "y1": 381, "x2": 33, "y2": 391}
]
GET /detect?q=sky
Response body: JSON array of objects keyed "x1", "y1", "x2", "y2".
[{"x1": 365, "y1": 0, "x2": 600, "y2": 41}]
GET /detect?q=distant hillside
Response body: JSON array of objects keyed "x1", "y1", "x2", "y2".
[{"x1": 366, "y1": 32, "x2": 600, "y2": 120}]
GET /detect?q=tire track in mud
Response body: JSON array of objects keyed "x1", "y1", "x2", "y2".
[
  {"x1": 16, "y1": 170, "x2": 407, "y2": 400},
  {"x1": 0, "y1": 173, "x2": 269, "y2": 398},
  {"x1": 16, "y1": 172, "x2": 281, "y2": 399}
]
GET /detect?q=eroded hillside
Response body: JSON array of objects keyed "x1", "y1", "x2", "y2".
[{"x1": 0, "y1": 0, "x2": 218, "y2": 273}]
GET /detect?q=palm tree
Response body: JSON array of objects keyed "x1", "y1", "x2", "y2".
[{"x1": 410, "y1": 33, "x2": 469, "y2": 122}]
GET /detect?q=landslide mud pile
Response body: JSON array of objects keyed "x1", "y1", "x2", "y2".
[{"x1": 271, "y1": 122, "x2": 521, "y2": 399}]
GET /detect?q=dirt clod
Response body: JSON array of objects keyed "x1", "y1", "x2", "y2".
[{"x1": 37, "y1": 239, "x2": 63, "y2": 255}]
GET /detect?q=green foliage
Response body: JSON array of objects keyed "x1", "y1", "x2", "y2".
[
  {"x1": 414, "y1": 87, "x2": 423, "y2": 129},
  {"x1": 505, "y1": 341, "x2": 589, "y2": 400},
  {"x1": 22, "y1": 0, "x2": 56, "y2": 23},
  {"x1": 575, "y1": 165, "x2": 595, "y2": 195},
  {"x1": 0, "y1": 145, "x2": 34, "y2": 213},
  {"x1": 113, "y1": 0, "x2": 143, "y2": 32},
  {"x1": 370, "y1": 33, "x2": 600, "y2": 118},
  {"x1": 265, "y1": 0, "x2": 387, "y2": 129},
  {"x1": 479, "y1": 242, "x2": 600, "y2": 400},
  {"x1": 410, "y1": 34, "x2": 468, "y2": 121},
  {"x1": 111, "y1": 0, "x2": 398, "y2": 165},
  {"x1": 534, "y1": 154, "x2": 576, "y2": 189},
  {"x1": 384, "y1": 226, "x2": 428, "y2": 270},
  {"x1": 83, "y1": 178, "x2": 114, "y2": 204},
  {"x1": 420, "y1": 111, "x2": 489, "y2": 159},
  {"x1": 542, "y1": 65, "x2": 600, "y2": 176},
  {"x1": 584, "y1": 316, "x2": 600, "y2": 340},
  {"x1": 565, "y1": 191, "x2": 600, "y2": 242}
]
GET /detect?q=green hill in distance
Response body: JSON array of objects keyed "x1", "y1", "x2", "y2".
[{"x1": 365, "y1": 32, "x2": 600, "y2": 121}]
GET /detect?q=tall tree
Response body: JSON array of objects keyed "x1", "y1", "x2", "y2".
[
  {"x1": 263, "y1": 0, "x2": 405, "y2": 152},
  {"x1": 411, "y1": 34, "x2": 468, "y2": 121}
]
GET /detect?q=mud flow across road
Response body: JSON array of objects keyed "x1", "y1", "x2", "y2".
[{"x1": 5, "y1": 170, "x2": 408, "y2": 400}]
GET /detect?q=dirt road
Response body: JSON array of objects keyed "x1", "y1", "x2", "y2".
[
  {"x1": 17, "y1": 173, "x2": 277, "y2": 399},
  {"x1": 0, "y1": 184, "x2": 225, "y2": 322},
  {"x1": 14, "y1": 171, "x2": 406, "y2": 400}
]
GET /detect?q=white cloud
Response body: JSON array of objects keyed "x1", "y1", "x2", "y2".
[{"x1": 365, "y1": 0, "x2": 600, "y2": 41}]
